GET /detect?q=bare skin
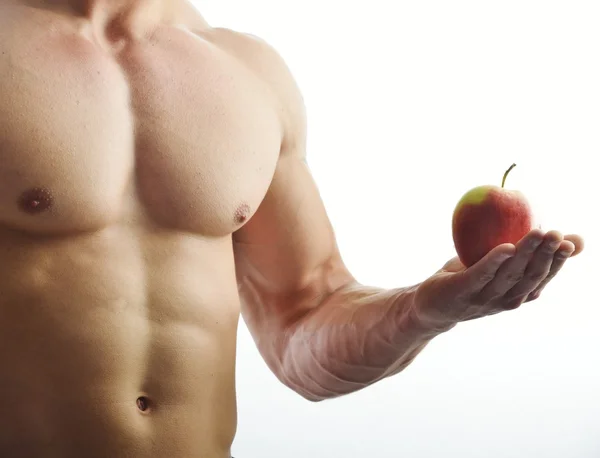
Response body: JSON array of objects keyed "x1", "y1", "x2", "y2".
[{"x1": 0, "y1": 0, "x2": 585, "y2": 457}]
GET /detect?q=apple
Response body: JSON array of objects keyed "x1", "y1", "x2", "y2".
[{"x1": 452, "y1": 164, "x2": 534, "y2": 267}]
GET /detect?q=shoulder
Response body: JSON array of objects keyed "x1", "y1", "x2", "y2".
[
  {"x1": 204, "y1": 27, "x2": 297, "y2": 91},
  {"x1": 203, "y1": 27, "x2": 307, "y2": 157}
]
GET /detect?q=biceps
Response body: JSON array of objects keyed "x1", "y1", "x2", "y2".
[{"x1": 233, "y1": 155, "x2": 350, "y2": 299}]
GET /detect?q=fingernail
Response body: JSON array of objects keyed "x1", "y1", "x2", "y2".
[{"x1": 532, "y1": 238, "x2": 543, "y2": 247}]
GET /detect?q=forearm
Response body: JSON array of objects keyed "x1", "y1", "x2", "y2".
[{"x1": 279, "y1": 282, "x2": 453, "y2": 401}]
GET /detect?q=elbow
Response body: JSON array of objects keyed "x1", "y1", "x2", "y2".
[
  {"x1": 276, "y1": 370, "x2": 329, "y2": 403},
  {"x1": 274, "y1": 362, "x2": 337, "y2": 403},
  {"x1": 288, "y1": 383, "x2": 332, "y2": 403},
  {"x1": 293, "y1": 383, "x2": 338, "y2": 402},
  {"x1": 302, "y1": 395, "x2": 327, "y2": 403},
  {"x1": 295, "y1": 389, "x2": 326, "y2": 403},
  {"x1": 278, "y1": 370, "x2": 348, "y2": 403},
  {"x1": 266, "y1": 322, "x2": 348, "y2": 403}
]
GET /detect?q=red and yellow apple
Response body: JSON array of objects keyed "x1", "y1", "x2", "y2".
[{"x1": 452, "y1": 164, "x2": 534, "y2": 267}]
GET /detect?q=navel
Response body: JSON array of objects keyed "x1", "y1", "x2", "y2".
[
  {"x1": 18, "y1": 187, "x2": 54, "y2": 214},
  {"x1": 136, "y1": 396, "x2": 150, "y2": 412},
  {"x1": 234, "y1": 203, "x2": 251, "y2": 225}
]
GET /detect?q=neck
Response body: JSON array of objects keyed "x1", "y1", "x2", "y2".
[
  {"x1": 35, "y1": 0, "x2": 208, "y2": 39},
  {"x1": 62, "y1": 0, "x2": 171, "y2": 40},
  {"x1": 65, "y1": 0, "x2": 162, "y2": 17}
]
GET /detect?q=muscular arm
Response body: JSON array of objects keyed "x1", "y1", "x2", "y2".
[
  {"x1": 227, "y1": 29, "x2": 585, "y2": 402},
  {"x1": 230, "y1": 33, "x2": 447, "y2": 402}
]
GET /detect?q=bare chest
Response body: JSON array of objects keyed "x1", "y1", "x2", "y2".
[{"x1": 0, "y1": 14, "x2": 281, "y2": 236}]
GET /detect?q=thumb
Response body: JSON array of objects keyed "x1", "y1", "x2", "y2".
[{"x1": 439, "y1": 256, "x2": 466, "y2": 273}]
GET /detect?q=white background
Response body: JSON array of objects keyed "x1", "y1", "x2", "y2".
[{"x1": 194, "y1": 1, "x2": 599, "y2": 457}]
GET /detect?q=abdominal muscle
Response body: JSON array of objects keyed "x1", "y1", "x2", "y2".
[{"x1": 0, "y1": 223, "x2": 240, "y2": 458}]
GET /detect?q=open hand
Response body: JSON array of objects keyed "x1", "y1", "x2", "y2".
[{"x1": 413, "y1": 228, "x2": 584, "y2": 331}]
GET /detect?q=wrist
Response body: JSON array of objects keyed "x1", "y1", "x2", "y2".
[{"x1": 407, "y1": 285, "x2": 457, "y2": 337}]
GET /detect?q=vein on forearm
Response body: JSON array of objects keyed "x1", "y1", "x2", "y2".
[{"x1": 279, "y1": 282, "x2": 434, "y2": 401}]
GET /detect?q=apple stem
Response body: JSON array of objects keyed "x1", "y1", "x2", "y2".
[{"x1": 502, "y1": 163, "x2": 516, "y2": 188}]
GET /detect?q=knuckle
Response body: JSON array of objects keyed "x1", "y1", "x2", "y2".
[
  {"x1": 503, "y1": 297, "x2": 525, "y2": 310},
  {"x1": 526, "y1": 270, "x2": 547, "y2": 282},
  {"x1": 478, "y1": 272, "x2": 496, "y2": 283},
  {"x1": 506, "y1": 272, "x2": 524, "y2": 283}
]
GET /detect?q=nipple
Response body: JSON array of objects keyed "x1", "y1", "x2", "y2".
[
  {"x1": 18, "y1": 187, "x2": 54, "y2": 214},
  {"x1": 234, "y1": 203, "x2": 251, "y2": 225}
]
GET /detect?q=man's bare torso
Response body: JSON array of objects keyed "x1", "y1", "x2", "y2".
[{"x1": 0, "y1": 1, "x2": 283, "y2": 456}]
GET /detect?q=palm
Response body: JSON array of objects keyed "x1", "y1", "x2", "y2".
[{"x1": 413, "y1": 229, "x2": 584, "y2": 329}]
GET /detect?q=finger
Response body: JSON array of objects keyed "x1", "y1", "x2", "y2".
[
  {"x1": 476, "y1": 229, "x2": 545, "y2": 303},
  {"x1": 461, "y1": 243, "x2": 516, "y2": 294},
  {"x1": 502, "y1": 230, "x2": 563, "y2": 302},
  {"x1": 564, "y1": 234, "x2": 584, "y2": 257},
  {"x1": 525, "y1": 239, "x2": 575, "y2": 302}
]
